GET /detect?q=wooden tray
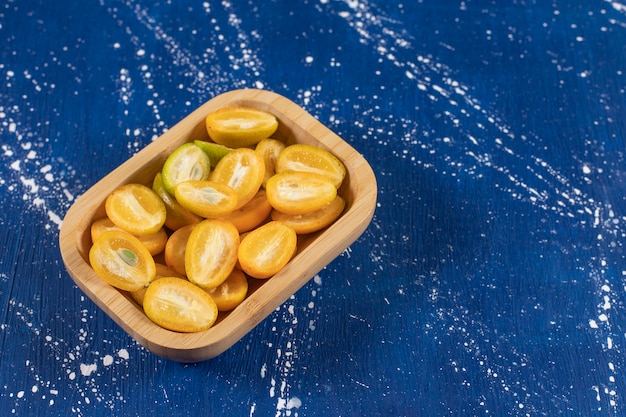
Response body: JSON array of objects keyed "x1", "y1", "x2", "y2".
[{"x1": 59, "y1": 89, "x2": 377, "y2": 362}]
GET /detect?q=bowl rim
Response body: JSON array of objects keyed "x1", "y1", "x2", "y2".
[{"x1": 59, "y1": 88, "x2": 377, "y2": 362}]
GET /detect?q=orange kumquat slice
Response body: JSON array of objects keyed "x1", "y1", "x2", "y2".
[
  {"x1": 255, "y1": 138, "x2": 285, "y2": 187},
  {"x1": 205, "y1": 106, "x2": 278, "y2": 148},
  {"x1": 276, "y1": 143, "x2": 346, "y2": 189},
  {"x1": 130, "y1": 263, "x2": 186, "y2": 306},
  {"x1": 185, "y1": 219, "x2": 240, "y2": 289},
  {"x1": 90, "y1": 217, "x2": 168, "y2": 256},
  {"x1": 89, "y1": 230, "x2": 156, "y2": 292},
  {"x1": 152, "y1": 172, "x2": 202, "y2": 231},
  {"x1": 271, "y1": 195, "x2": 345, "y2": 234},
  {"x1": 105, "y1": 183, "x2": 167, "y2": 236},
  {"x1": 238, "y1": 221, "x2": 297, "y2": 279},
  {"x1": 210, "y1": 148, "x2": 265, "y2": 210},
  {"x1": 265, "y1": 171, "x2": 337, "y2": 215},
  {"x1": 206, "y1": 268, "x2": 249, "y2": 312},
  {"x1": 164, "y1": 224, "x2": 196, "y2": 276},
  {"x1": 219, "y1": 189, "x2": 272, "y2": 233},
  {"x1": 174, "y1": 180, "x2": 239, "y2": 218},
  {"x1": 143, "y1": 277, "x2": 218, "y2": 333}
]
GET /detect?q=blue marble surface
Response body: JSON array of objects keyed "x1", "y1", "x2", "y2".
[{"x1": 1, "y1": 0, "x2": 626, "y2": 415}]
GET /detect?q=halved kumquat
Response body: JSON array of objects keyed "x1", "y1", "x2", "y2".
[
  {"x1": 210, "y1": 148, "x2": 265, "y2": 210},
  {"x1": 164, "y1": 224, "x2": 196, "y2": 276},
  {"x1": 265, "y1": 171, "x2": 337, "y2": 215},
  {"x1": 152, "y1": 172, "x2": 202, "y2": 231},
  {"x1": 271, "y1": 195, "x2": 345, "y2": 234},
  {"x1": 255, "y1": 138, "x2": 285, "y2": 187},
  {"x1": 174, "y1": 180, "x2": 238, "y2": 218},
  {"x1": 219, "y1": 189, "x2": 272, "y2": 233},
  {"x1": 105, "y1": 183, "x2": 166, "y2": 236},
  {"x1": 194, "y1": 140, "x2": 233, "y2": 167},
  {"x1": 89, "y1": 230, "x2": 156, "y2": 292},
  {"x1": 185, "y1": 219, "x2": 240, "y2": 289},
  {"x1": 143, "y1": 277, "x2": 218, "y2": 333},
  {"x1": 205, "y1": 106, "x2": 278, "y2": 148},
  {"x1": 276, "y1": 143, "x2": 346, "y2": 189},
  {"x1": 129, "y1": 263, "x2": 185, "y2": 306},
  {"x1": 206, "y1": 268, "x2": 249, "y2": 312},
  {"x1": 91, "y1": 217, "x2": 167, "y2": 256},
  {"x1": 161, "y1": 143, "x2": 211, "y2": 195},
  {"x1": 238, "y1": 221, "x2": 297, "y2": 279}
]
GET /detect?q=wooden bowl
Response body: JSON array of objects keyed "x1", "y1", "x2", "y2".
[{"x1": 59, "y1": 89, "x2": 377, "y2": 362}]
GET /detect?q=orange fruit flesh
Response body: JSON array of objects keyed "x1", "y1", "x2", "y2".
[
  {"x1": 152, "y1": 172, "x2": 202, "y2": 231},
  {"x1": 255, "y1": 138, "x2": 285, "y2": 187},
  {"x1": 105, "y1": 183, "x2": 167, "y2": 236},
  {"x1": 210, "y1": 148, "x2": 265, "y2": 210},
  {"x1": 130, "y1": 263, "x2": 186, "y2": 306},
  {"x1": 219, "y1": 190, "x2": 272, "y2": 233},
  {"x1": 134, "y1": 228, "x2": 167, "y2": 256},
  {"x1": 276, "y1": 143, "x2": 346, "y2": 189},
  {"x1": 89, "y1": 230, "x2": 156, "y2": 292},
  {"x1": 143, "y1": 277, "x2": 218, "y2": 333},
  {"x1": 206, "y1": 268, "x2": 249, "y2": 312},
  {"x1": 271, "y1": 196, "x2": 345, "y2": 234},
  {"x1": 174, "y1": 180, "x2": 239, "y2": 218},
  {"x1": 185, "y1": 219, "x2": 240, "y2": 289},
  {"x1": 164, "y1": 224, "x2": 195, "y2": 276},
  {"x1": 91, "y1": 217, "x2": 168, "y2": 256},
  {"x1": 238, "y1": 221, "x2": 297, "y2": 279},
  {"x1": 265, "y1": 171, "x2": 337, "y2": 215},
  {"x1": 205, "y1": 106, "x2": 278, "y2": 148}
]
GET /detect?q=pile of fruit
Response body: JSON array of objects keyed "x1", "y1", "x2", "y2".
[{"x1": 88, "y1": 106, "x2": 347, "y2": 333}]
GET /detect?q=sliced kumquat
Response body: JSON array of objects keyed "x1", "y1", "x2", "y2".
[
  {"x1": 135, "y1": 228, "x2": 167, "y2": 256},
  {"x1": 161, "y1": 142, "x2": 211, "y2": 195},
  {"x1": 265, "y1": 171, "x2": 337, "y2": 215},
  {"x1": 219, "y1": 189, "x2": 272, "y2": 233},
  {"x1": 210, "y1": 148, "x2": 265, "y2": 210},
  {"x1": 205, "y1": 106, "x2": 278, "y2": 148},
  {"x1": 206, "y1": 268, "x2": 249, "y2": 312},
  {"x1": 276, "y1": 143, "x2": 346, "y2": 189},
  {"x1": 143, "y1": 277, "x2": 218, "y2": 333},
  {"x1": 152, "y1": 172, "x2": 202, "y2": 231},
  {"x1": 129, "y1": 263, "x2": 184, "y2": 306},
  {"x1": 185, "y1": 219, "x2": 240, "y2": 289},
  {"x1": 91, "y1": 217, "x2": 167, "y2": 256},
  {"x1": 255, "y1": 138, "x2": 285, "y2": 187},
  {"x1": 90, "y1": 217, "x2": 118, "y2": 243},
  {"x1": 89, "y1": 230, "x2": 156, "y2": 292},
  {"x1": 238, "y1": 221, "x2": 297, "y2": 279},
  {"x1": 174, "y1": 180, "x2": 239, "y2": 218},
  {"x1": 194, "y1": 140, "x2": 233, "y2": 167},
  {"x1": 105, "y1": 183, "x2": 167, "y2": 236},
  {"x1": 164, "y1": 224, "x2": 195, "y2": 276},
  {"x1": 271, "y1": 195, "x2": 346, "y2": 235}
]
